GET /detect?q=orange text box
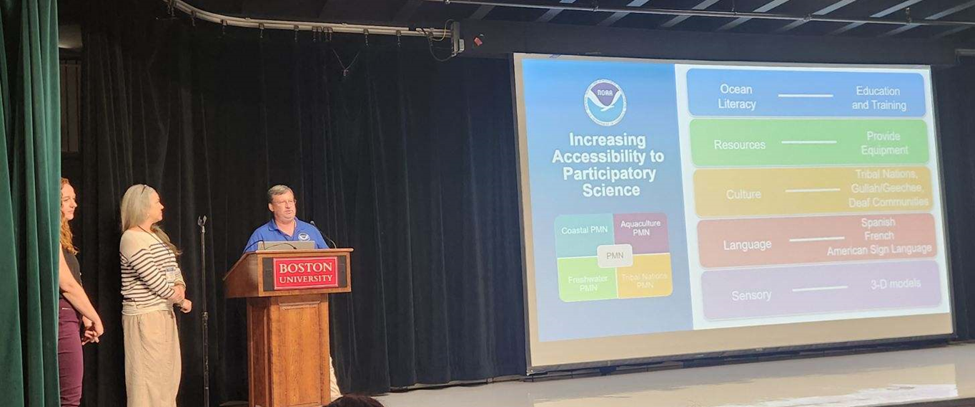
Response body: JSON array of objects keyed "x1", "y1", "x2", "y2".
[
  {"x1": 617, "y1": 254, "x2": 673, "y2": 299},
  {"x1": 694, "y1": 167, "x2": 932, "y2": 217}
]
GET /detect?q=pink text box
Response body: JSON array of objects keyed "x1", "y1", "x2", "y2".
[{"x1": 698, "y1": 214, "x2": 936, "y2": 268}]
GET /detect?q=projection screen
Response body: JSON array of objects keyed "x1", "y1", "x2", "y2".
[{"x1": 513, "y1": 53, "x2": 954, "y2": 373}]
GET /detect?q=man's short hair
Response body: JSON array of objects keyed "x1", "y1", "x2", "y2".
[{"x1": 267, "y1": 185, "x2": 294, "y2": 203}]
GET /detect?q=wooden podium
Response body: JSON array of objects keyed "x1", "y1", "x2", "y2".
[{"x1": 225, "y1": 249, "x2": 352, "y2": 407}]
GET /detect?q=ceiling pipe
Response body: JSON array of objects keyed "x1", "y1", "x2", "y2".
[
  {"x1": 167, "y1": 0, "x2": 452, "y2": 37},
  {"x1": 433, "y1": 0, "x2": 975, "y2": 28}
]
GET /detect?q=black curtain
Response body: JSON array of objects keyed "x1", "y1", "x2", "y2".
[
  {"x1": 79, "y1": 3, "x2": 525, "y2": 406},
  {"x1": 935, "y1": 61, "x2": 975, "y2": 342}
]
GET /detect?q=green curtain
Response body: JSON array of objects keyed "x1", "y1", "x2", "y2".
[{"x1": 0, "y1": 0, "x2": 62, "y2": 405}]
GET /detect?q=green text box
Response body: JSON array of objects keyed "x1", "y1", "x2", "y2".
[
  {"x1": 691, "y1": 119, "x2": 928, "y2": 166},
  {"x1": 554, "y1": 214, "x2": 615, "y2": 258},
  {"x1": 557, "y1": 257, "x2": 618, "y2": 302}
]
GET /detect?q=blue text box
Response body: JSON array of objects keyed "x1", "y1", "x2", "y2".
[{"x1": 687, "y1": 68, "x2": 926, "y2": 117}]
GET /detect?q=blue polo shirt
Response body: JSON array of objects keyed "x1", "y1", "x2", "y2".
[{"x1": 243, "y1": 218, "x2": 329, "y2": 254}]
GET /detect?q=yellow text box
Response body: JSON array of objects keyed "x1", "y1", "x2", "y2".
[
  {"x1": 695, "y1": 167, "x2": 932, "y2": 217},
  {"x1": 617, "y1": 254, "x2": 673, "y2": 299}
]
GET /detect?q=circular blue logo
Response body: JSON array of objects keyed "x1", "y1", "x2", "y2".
[
  {"x1": 298, "y1": 232, "x2": 310, "y2": 241},
  {"x1": 585, "y1": 79, "x2": 626, "y2": 126}
]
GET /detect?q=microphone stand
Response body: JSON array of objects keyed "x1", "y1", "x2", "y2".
[
  {"x1": 197, "y1": 216, "x2": 211, "y2": 407},
  {"x1": 309, "y1": 220, "x2": 338, "y2": 249}
]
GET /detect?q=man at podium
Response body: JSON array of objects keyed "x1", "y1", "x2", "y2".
[
  {"x1": 244, "y1": 184, "x2": 329, "y2": 253},
  {"x1": 243, "y1": 184, "x2": 342, "y2": 401}
]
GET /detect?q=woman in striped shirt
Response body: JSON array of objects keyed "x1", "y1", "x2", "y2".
[{"x1": 119, "y1": 184, "x2": 192, "y2": 407}]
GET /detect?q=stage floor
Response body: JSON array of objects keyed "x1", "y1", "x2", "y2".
[{"x1": 376, "y1": 342, "x2": 975, "y2": 407}]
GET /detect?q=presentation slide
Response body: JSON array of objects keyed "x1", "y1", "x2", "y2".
[{"x1": 513, "y1": 54, "x2": 953, "y2": 372}]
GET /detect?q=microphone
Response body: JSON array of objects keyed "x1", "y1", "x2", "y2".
[
  {"x1": 242, "y1": 239, "x2": 265, "y2": 253},
  {"x1": 243, "y1": 239, "x2": 300, "y2": 252},
  {"x1": 309, "y1": 220, "x2": 338, "y2": 249},
  {"x1": 262, "y1": 242, "x2": 298, "y2": 250}
]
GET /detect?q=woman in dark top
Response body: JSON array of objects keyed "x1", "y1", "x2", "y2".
[{"x1": 58, "y1": 178, "x2": 103, "y2": 407}]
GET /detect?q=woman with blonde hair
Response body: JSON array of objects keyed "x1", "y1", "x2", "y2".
[
  {"x1": 119, "y1": 184, "x2": 192, "y2": 407},
  {"x1": 58, "y1": 178, "x2": 103, "y2": 406}
]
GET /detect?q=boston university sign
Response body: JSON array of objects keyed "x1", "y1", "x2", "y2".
[{"x1": 272, "y1": 257, "x2": 340, "y2": 290}]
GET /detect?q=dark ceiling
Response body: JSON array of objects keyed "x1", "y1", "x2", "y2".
[{"x1": 181, "y1": 0, "x2": 975, "y2": 42}]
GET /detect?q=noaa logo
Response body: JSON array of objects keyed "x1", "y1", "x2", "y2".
[
  {"x1": 298, "y1": 232, "x2": 310, "y2": 241},
  {"x1": 585, "y1": 79, "x2": 626, "y2": 126}
]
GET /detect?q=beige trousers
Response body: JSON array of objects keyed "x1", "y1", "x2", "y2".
[
  {"x1": 329, "y1": 356, "x2": 341, "y2": 401},
  {"x1": 123, "y1": 310, "x2": 181, "y2": 407}
]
